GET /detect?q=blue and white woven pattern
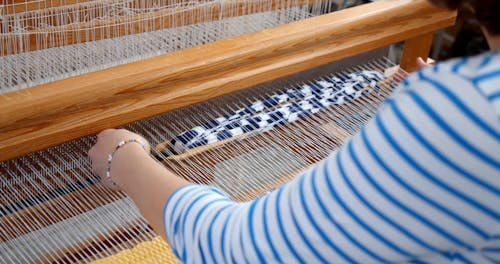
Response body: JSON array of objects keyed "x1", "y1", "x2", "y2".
[{"x1": 169, "y1": 70, "x2": 386, "y2": 154}]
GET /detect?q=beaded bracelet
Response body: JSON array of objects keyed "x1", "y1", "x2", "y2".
[{"x1": 105, "y1": 138, "x2": 146, "y2": 188}]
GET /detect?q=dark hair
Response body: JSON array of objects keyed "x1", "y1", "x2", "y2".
[{"x1": 427, "y1": 0, "x2": 500, "y2": 34}]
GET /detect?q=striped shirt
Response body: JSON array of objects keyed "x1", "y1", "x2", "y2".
[{"x1": 163, "y1": 50, "x2": 500, "y2": 263}]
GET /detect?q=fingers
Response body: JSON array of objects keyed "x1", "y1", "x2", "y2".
[
  {"x1": 417, "y1": 57, "x2": 428, "y2": 69},
  {"x1": 97, "y1": 128, "x2": 116, "y2": 140},
  {"x1": 416, "y1": 57, "x2": 435, "y2": 69},
  {"x1": 94, "y1": 129, "x2": 116, "y2": 160},
  {"x1": 88, "y1": 128, "x2": 151, "y2": 182}
]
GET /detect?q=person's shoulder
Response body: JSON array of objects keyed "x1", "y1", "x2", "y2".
[
  {"x1": 402, "y1": 51, "x2": 500, "y2": 115},
  {"x1": 391, "y1": 51, "x2": 500, "y2": 130},
  {"x1": 437, "y1": 50, "x2": 500, "y2": 78},
  {"x1": 403, "y1": 51, "x2": 499, "y2": 81},
  {"x1": 449, "y1": 51, "x2": 500, "y2": 114}
]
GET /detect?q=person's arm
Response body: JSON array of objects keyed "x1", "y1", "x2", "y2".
[
  {"x1": 89, "y1": 58, "x2": 500, "y2": 263},
  {"x1": 88, "y1": 129, "x2": 191, "y2": 239}
]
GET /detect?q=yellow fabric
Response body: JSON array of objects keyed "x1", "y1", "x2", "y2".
[{"x1": 92, "y1": 237, "x2": 179, "y2": 264}]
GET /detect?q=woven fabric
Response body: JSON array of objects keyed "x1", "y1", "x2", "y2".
[
  {"x1": 169, "y1": 70, "x2": 386, "y2": 154},
  {"x1": 92, "y1": 237, "x2": 179, "y2": 264}
]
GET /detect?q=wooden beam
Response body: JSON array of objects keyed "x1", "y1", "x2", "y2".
[
  {"x1": 400, "y1": 32, "x2": 435, "y2": 72},
  {"x1": 1, "y1": 0, "x2": 308, "y2": 54},
  {"x1": 1, "y1": 0, "x2": 84, "y2": 14},
  {"x1": 1, "y1": 0, "x2": 148, "y2": 32},
  {"x1": 0, "y1": 0, "x2": 456, "y2": 161},
  {"x1": 1, "y1": 0, "x2": 171, "y2": 14}
]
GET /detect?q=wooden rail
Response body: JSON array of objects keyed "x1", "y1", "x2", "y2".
[
  {"x1": 1, "y1": 0, "x2": 308, "y2": 54},
  {"x1": 0, "y1": 0, "x2": 161, "y2": 32},
  {"x1": 2, "y1": 0, "x2": 84, "y2": 14},
  {"x1": 0, "y1": 0, "x2": 456, "y2": 161},
  {"x1": 1, "y1": 0, "x2": 169, "y2": 14}
]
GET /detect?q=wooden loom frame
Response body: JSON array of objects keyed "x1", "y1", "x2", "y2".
[
  {"x1": 0, "y1": 0, "x2": 456, "y2": 161},
  {"x1": 1, "y1": 0, "x2": 311, "y2": 53}
]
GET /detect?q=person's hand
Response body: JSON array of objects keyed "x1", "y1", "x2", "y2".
[
  {"x1": 392, "y1": 57, "x2": 435, "y2": 83},
  {"x1": 416, "y1": 56, "x2": 434, "y2": 69},
  {"x1": 88, "y1": 129, "x2": 151, "y2": 189}
]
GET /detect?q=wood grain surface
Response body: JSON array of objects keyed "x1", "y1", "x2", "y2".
[
  {"x1": 0, "y1": 0, "x2": 456, "y2": 161},
  {"x1": 400, "y1": 32, "x2": 435, "y2": 72},
  {"x1": 1, "y1": 0, "x2": 308, "y2": 54}
]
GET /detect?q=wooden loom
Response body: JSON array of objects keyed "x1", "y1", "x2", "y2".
[{"x1": 0, "y1": 0, "x2": 456, "y2": 262}]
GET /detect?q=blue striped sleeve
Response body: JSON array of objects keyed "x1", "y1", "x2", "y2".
[{"x1": 163, "y1": 51, "x2": 500, "y2": 263}]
